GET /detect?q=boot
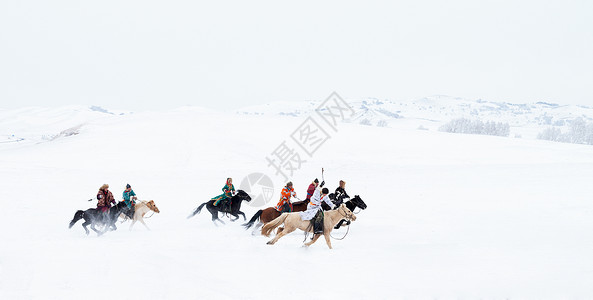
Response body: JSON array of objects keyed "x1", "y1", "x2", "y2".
[{"x1": 313, "y1": 210, "x2": 324, "y2": 234}]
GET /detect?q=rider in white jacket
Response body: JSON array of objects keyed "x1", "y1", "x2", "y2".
[{"x1": 300, "y1": 182, "x2": 335, "y2": 222}]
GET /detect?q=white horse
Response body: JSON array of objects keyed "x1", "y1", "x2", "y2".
[
  {"x1": 261, "y1": 204, "x2": 356, "y2": 249},
  {"x1": 119, "y1": 200, "x2": 160, "y2": 231}
]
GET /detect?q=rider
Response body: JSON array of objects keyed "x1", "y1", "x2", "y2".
[
  {"x1": 333, "y1": 180, "x2": 350, "y2": 206},
  {"x1": 212, "y1": 178, "x2": 235, "y2": 212},
  {"x1": 122, "y1": 184, "x2": 138, "y2": 219},
  {"x1": 275, "y1": 182, "x2": 296, "y2": 213},
  {"x1": 97, "y1": 184, "x2": 115, "y2": 221},
  {"x1": 305, "y1": 178, "x2": 319, "y2": 201},
  {"x1": 300, "y1": 181, "x2": 334, "y2": 234}
]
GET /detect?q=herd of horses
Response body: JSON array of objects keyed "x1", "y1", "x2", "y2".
[{"x1": 69, "y1": 189, "x2": 367, "y2": 248}]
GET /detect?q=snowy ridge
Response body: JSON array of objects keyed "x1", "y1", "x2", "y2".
[{"x1": 236, "y1": 96, "x2": 593, "y2": 138}]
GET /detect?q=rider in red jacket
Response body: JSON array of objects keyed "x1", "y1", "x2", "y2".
[{"x1": 305, "y1": 178, "x2": 319, "y2": 201}]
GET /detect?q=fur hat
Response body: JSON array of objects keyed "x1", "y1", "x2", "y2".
[
  {"x1": 100, "y1": 184, "x2": 109, "y2": 190},
  {"x1": 126, "y1": 184, "x2": 131, "y2": 189},
  {"x1": 286, "y1": 181, "x2": 293, "y2": 187}
]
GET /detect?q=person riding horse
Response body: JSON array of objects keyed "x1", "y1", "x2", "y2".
[
  {"x1": 122, "y1": 183, "x2": 138, "y2": 219},
  {"x1": 97, "y1": 184, "x2": 115, "y2": 222},
  {"x1": 212, "y1": 178, "x2": 235, "y2": 213},
  {"x1": 275, "y1": 182, "x2": 296, "y2": 213},
  {"x1": 305, "y1": 178, "x2": 319, "y2": 201},
  {"x1": 300, "y1": 182, "x2": 335, "y2": 234},
  {"x1": 333, "y1": 180, "x2": 350, "y2": 206}
]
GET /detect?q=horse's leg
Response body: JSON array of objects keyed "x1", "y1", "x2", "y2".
[
  {"x1": 323, "y1": 233, "x2": 333, "y2": 249},
  {"x1": 230, "y1": 214, "x2": 239, "y2": 222},
  {"x1": 304, "y1": 234, "x2": 322, "y2": 247},
  {"x1": 91, "y1": 223, "x2": 101, "y2": 235},
  {"x1": 82, "y1": 221, "x2": 90, "y2": 235},
  {"x1": 267, "y1": 226, "x2": 295, "y2": 245},
  {"x1": 334, "y1": 219, "x2": 346, "y2": 229},
  {"x1": 129, "y1": 219, "x2": 137, "y2": 231},
  {"x1": 139, "y1": 218, "x2": 150, "y2": 231},
  {"x1": 237, "y1": 211, "x2": 246, "y2": 221},
  {"x1": 211, "y1": 212, "x2": 225, "y2": 226}
]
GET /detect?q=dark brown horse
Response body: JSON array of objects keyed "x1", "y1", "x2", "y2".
[{"x1": 243, "y1": 199, "x2": 310, "y2": 233}]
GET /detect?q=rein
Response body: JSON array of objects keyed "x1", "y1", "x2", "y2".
[{"x1": 330, "y1": 207, "x2": 354, "y2": 240}]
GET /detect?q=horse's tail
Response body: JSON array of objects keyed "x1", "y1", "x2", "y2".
[
  {"x1": 187, "y1": 202, "x2": 208, "y2": 219},
  {"x1": 243, "y1": 210, "x2": 263, "y2": 229},
  {"x1": 69, "y1": 210, "x2": 84, "y2": 228},
  {"x1": 261, "y1": 214, "x2": 289, "y2": 237}
]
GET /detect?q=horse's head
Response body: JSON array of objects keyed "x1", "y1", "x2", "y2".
[
  {"x1": 235, "y1": 190, "x2": 252, "y2": 202},
  {"x1": 146, "y1": 200, "x2": 160, "y2": 213},
  {"x1": 338, "y1": 204, "x2": 356, "y2": 221},
  {"x1": 352, "y1": 195, "x2": 367, "y2": 210}
]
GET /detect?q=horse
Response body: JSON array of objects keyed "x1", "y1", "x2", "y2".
[
  {"x1": 323, "y1": 195, "x2": 367, "y2": 229},
  {"x1": 119, "y1": 200, "x2": 160, "y2": 231},
  {"x1": 242, "y1": 199, "x2": 310, "y2": 233},
  {"x1": 247, "y1": 195, "x2": 367, "y2": 234},
  {"x1": 187, "y1": 190, "x2": 252, "y2": 225},
  {"x1": 261, "y1": 204, "x2": 356, "y2": 249},
  {"x1": 69, "y1": 201, "x2": 128, "y2": 236}
]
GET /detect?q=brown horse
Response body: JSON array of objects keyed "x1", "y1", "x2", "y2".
[
  {"x1": 243, "y1": 199, "x2": 310, "y2": 233},
  {"x1": 261, "y1": 204, "x2": 356, "y2": 249}
]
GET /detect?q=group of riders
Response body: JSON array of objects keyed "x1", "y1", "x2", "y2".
[
  {"x1": 96, "y1": 183, "x2": 138, "y2": 221},
  {"x1": 94, "y1": 177, "x2": 351, "y2": 234},
  {"x1": 211, "y1": 177, "x2": 351, "y2": 234}
]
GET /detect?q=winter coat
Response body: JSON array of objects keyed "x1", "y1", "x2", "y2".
[
  {"x1": 97, "y1": 189, "x2": 115, "y2": 209},
  {"x1": 123, "y1": 189, "x2": 137, "y2": 208},
  {"x1": 334, "y1": 187, "x2": 349, "y2": 202},
  {"x1": 300, "y1": 187, "x2": 334, "y2": 221},
  {"x1": 275, "y1": 186, "x2": 295, "y2": 211},
  {"x1": 305, "y1": 183, "x2": 316, "y2": 200},
  {"x1": 212, "y1": 184, "x2": 235, "y2": 205}
]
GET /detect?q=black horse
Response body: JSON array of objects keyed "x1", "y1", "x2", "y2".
[
  {"x1": 322, "y1": 195, "x2": 367, "y2": 229},
  {"x1": 69, "y1": 201, "x2": 128, "y2": 236},
  {"x1": 187, "y1": 190, "x2": 252, "y2": 225}
]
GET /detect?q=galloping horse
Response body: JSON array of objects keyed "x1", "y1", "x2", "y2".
[
  {"x1": 69, "y1": 201, "x2": 128, "y2": 236},
  {"x1": 187, "y1": 190, "x2": 252, "y2": 225},
  {"x1": 261, "y1": 204, "x2": 356, "y2": 249},
  {"x1": 119, "y1": 200, "x2": 160, "y2": 231},
  {"x1": 243, "y1": 199, "x2": 310, "y2": 233},
  {"x1": 323, "y1": 195, "x2": 367, "y2": 229}
]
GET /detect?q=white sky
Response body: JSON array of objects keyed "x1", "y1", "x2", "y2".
[{"x1": 1, "y1": 0, "x2": 592, "y2": 111}]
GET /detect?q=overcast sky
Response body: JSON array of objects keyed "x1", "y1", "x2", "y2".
[{"x1": 1, "y1": 0, "x2": 592, "y2": 111}]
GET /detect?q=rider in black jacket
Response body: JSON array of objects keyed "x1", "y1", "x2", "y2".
[{"x1": 333, "y1": 180, "x2": 350, "y2": 206}]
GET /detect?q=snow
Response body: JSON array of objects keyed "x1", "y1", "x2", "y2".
[
  {"x1": 1, "y1": 105, "x2": 593, "y2": 299},
  {"x1": 236, "y1": 96, "x2": 593, "y2": 139}
]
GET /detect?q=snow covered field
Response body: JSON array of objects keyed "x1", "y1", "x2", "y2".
[{"x1": 1, "y1": 106, "x2": 593, "y2": 299}]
